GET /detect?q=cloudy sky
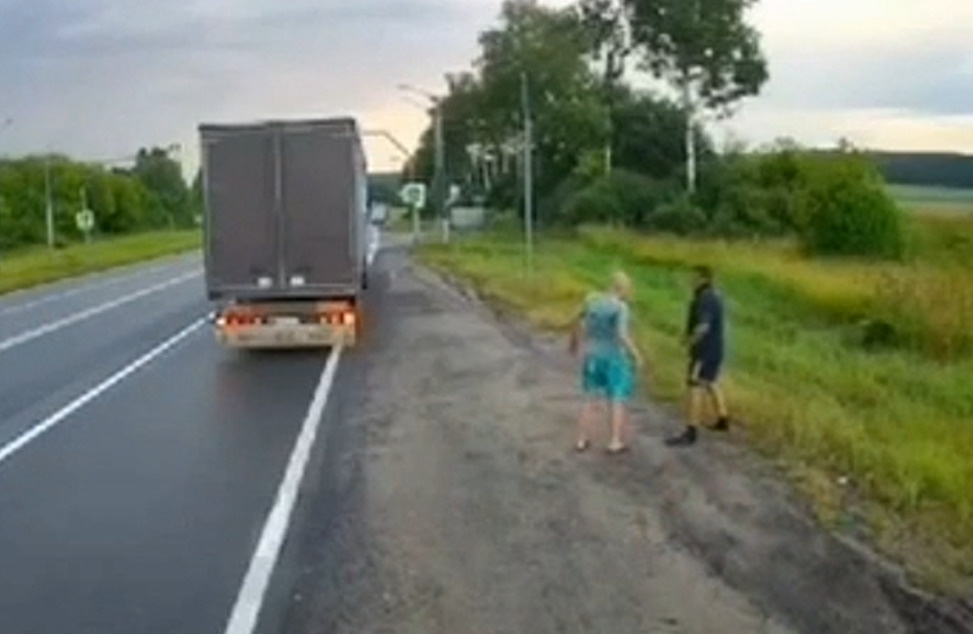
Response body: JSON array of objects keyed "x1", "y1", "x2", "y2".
[{"x1": 1, "y1": 0, "x2": 971, "y2": 175}]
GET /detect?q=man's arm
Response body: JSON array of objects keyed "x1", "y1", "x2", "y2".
[{"x1": 689, "y1": 294, "x2": 716, "y2": 348}]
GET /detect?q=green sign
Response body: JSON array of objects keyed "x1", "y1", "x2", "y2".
[
  {"x1": 399, "y1": 182, "x2": 426, "y2": 208},
  {"x1": 76, "y1": 209, "x2": 95, "y2": 233}
]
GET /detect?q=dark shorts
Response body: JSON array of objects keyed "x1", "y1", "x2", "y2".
[{"x1": 688, "y1": 355, "x2": 722, "y2": 386}]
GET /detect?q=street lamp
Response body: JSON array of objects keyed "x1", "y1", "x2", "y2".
[{"x1": 397, "y1": 83, "x2": 447, "y2": 241}]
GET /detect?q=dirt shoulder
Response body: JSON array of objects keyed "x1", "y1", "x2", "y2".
[{"x1": 280, "y1": 247, "x2": 972, "y2": 634}]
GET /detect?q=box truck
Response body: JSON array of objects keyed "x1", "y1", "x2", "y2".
[{"x1": 200, "y1": 117, "x2": 369, "y2": 348}]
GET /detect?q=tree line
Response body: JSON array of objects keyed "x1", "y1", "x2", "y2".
[
  {"x1": 0, "y1": 148, "x2": 201, "y2": 251},
  {"x1": 404, "y1": 0, "x2": 934, "y2": 258},
  {"x1": 869, "y1": 152, "x2": 973, "y2": 190}
]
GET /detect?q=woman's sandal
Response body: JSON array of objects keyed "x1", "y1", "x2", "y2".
[
  {"x1": 575, "y1": 439, "x2": 591, "y2": 452},
  {"x1": 606, "y1": 443, "x2": 629, "y2": 455}
]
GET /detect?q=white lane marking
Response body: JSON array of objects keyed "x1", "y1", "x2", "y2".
[
  {"x1": 0, "y1": 319, "x2": 205, "y2": 468},
  {"x1": 223, "y1": 347, "x2": 344, "y2": 634},
  {"x1": 0, "y1": 270, "x2": 201, "y2": 354},
  {"x1": 0, "y1": 253, "x2": 199, "y2": 316},
  {"x1": 0, "y1": 274, "x2": 132, "y2": 318}
]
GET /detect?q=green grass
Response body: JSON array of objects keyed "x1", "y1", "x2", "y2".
[
  {"x1": 418, "y1": 227, "x2": 973, "y2": 596},
  {"x1": 888, "y1": 184, "x2": 973, "y2": 215},
  {"x1": 0, "y1": 230, "x2": 201, "y2": 295}
]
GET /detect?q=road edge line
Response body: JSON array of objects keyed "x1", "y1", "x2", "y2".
[
  {"x1": 223, "y1": 346, "x2": 344, "y2": 634},
  {"x1": 0, "y1": 318, "x2": 205, "y2": 468}
]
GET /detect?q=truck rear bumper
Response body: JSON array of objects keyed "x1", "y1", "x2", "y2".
[{"x1": 215, "y1": 324, "x2": 356, "y2": 349}]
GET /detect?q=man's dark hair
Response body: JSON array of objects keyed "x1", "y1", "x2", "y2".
[{"x1": 693, "y1": 264, "x2": 714, "y2": 281}]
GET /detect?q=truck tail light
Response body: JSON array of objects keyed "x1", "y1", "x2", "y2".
[
  {"x1": 316, "y1": 308, "x2": 356, "y2": 326},
  {"x1": 221, "y1": 312, "x2": 261, "y2": 327}
]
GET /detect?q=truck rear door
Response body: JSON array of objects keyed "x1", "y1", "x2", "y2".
[
  {"x1": 279, "y1": 124, "x2": 358, "y2": 292},
  {"x1": 203, "y1": 127, "x2": 279, "y2": 295}
]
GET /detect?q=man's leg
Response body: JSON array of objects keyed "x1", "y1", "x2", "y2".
[
  {"x1": 700, "y1": 358, "x2": 730, "y2": 431},
  {"x1": 706, "y1": 383, "x2": 730, "y2": 430},
  {"x1": 666, "y1": 359, "x2": 700, "y2": 447}
]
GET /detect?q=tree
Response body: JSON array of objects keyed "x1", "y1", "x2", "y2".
[
  {"x1": 579, "y1": 0, "x2": 630, "y2": 87},
  {"x1": 610, "y1": 87, "x2": 713, "y2": 181},
  {"x1": 0, "y1": 154, "x2": 167, "y2": 249},
  {"x1": 474, "y1": 0, "x2": 609, "y2": 201},
  {"x1": 131, "y1": 147, "x2": 190, "y2": 228},
  {"x1": 623, "y1": 0, "x2": 769, "y2": 192},
  {"x1": 579, "y1": 0, "x2": 632, "y2": 171},
  {"x1": 405, "y1": 0, "x2": 610, "y2": 212},
  {"x1": 189, "y1": 168, "x2": 204, "y2": 223}
]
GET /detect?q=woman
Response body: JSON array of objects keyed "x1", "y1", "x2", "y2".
[{"x1": 569, "y1": 270, "x2": 643, "y2": 454}]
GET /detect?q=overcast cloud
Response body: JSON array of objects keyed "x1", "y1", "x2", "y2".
[{"x1": 1, "y1": 0, "x2": 971, "y2": 174}]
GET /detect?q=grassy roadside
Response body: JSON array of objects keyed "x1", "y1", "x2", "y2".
[
  {"x1": 417, "y1": 226, "x2": 973, "y2": 596},
  {"x1": 0, "y1": 230, "x2": 201, "y2": 295}
]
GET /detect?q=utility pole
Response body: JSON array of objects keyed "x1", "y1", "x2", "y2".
[
  {"x1": 432, "y1": 98, "x2": 447, "y2": 242},
  {"x1": 521, "y1": 72, "x2": 534, "y2": 275},
  {"x1": 44, "y1": 153, "x2": 55, "y2": 249},
  {"x1": 683, "y1": 79, "x2": 697, "y2": 194},
  {"x1": 79, "y1": 185, "x2": 91, "y2": 244},
  {"x1": 684, "y1": 0, "x2": 700, "y2": 195}
]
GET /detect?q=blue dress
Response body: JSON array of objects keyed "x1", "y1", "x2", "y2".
[{"x1": 580, "y1": 293, "x2": 634, "y2": 402}]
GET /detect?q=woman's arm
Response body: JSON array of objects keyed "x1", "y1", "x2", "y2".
[
  {"x1": 567, "y1": 296, "x2": 589, "y2": 357},
  {"x1": 617, "y1": 302, "x2": 643, "y2": 367}
]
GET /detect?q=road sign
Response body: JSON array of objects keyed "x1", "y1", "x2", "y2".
[
  {"x1": 75, "y1": 209, "x2": 95, "y2": 233},
  {"x1": 447, "y1": 184, "x2": 461, "y2": 205},
  {"x1": 399, "y1": 182, "x2": 426, "y2": 209}
]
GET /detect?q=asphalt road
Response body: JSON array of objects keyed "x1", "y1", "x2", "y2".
[{"x1": 0, "y1": 252, "x2": 343, "y2": 634}]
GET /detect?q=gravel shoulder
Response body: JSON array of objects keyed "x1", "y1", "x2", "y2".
[{"x1": 277, "y1": 246, "x2": 972, "y2": 634}]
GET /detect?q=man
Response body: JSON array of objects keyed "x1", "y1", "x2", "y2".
[
  {"x1": 570, "y1": 270, "x2": 643, "y2": 455},
  {"x1": 666, "y1": 265, "x2": 730, "y2": 447}
]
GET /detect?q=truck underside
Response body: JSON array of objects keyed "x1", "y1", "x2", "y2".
[{"x1": 211, "y1": 298, "x2": 359, "y2": 349}]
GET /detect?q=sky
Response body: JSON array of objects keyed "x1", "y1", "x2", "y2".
[{"x1": 0, "y1": 0, "x2": 971, "y2": 177}]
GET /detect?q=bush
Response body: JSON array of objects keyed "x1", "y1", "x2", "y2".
[
  {"x1": 798, "y1": 154, "x2": 907, "y2": 259},
  {"x1": 696, "y1": 144, "x2": 908, "y2": 256},
  {"x1": 696, "y1": 149, "x2": 804, "y2": 237},
  {"x1": 562, "y1": 170, "x2": 676, "y2": 227},
  {"x1": 648, "y1": 193, "x2": 708, "y2": 235},
  {"x1": 540, "y1": 175, "x2": 586, "y2": 226}
]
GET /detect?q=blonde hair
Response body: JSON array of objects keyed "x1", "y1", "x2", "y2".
[{"x1": 611, "y1": 270, "x2": 632, "y2": 295}]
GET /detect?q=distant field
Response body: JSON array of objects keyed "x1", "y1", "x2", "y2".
[{"x1": 887, "y1": 184, "x2": 973, "y2": 214}]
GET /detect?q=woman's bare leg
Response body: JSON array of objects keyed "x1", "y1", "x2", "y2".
[
  {"x1": 608, "y1": 400, "x2": 628, "y2": 452},
  {"x1": 575, "y1": 399, "x2": 600, "y2": 449}
]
